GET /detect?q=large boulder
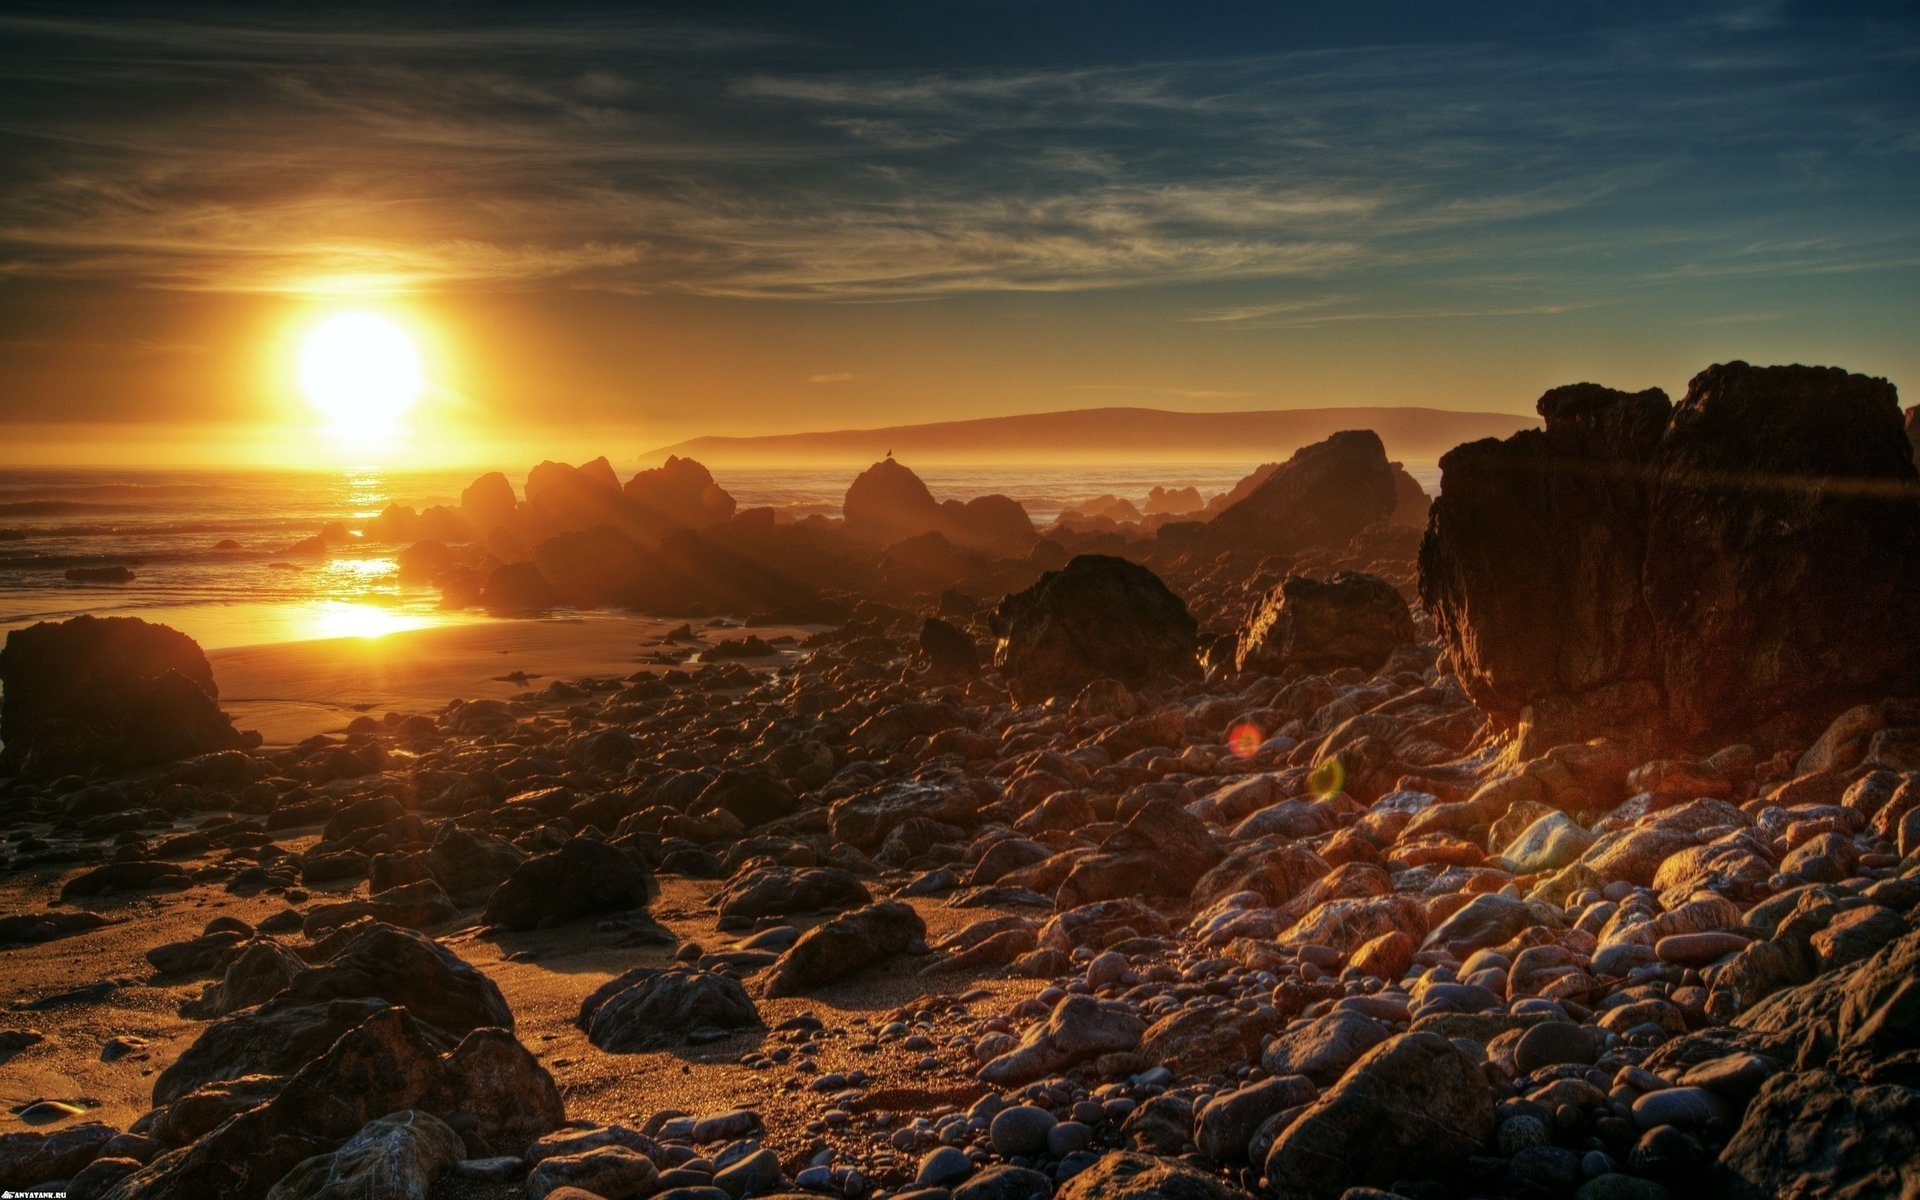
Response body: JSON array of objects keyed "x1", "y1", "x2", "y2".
[
  {"x1": 460, "y1": 471, "x2": 518, "y2": 534},
  {"x1": 265, "y1": 1109, "x2": 464, "y2": 1200},
  {"x1": 155, "y1": 926, "x2": 512, "y2": 1106},
  {"x1": 843, "y1": 457, "x2": 1035, "y2": 553},
  {"x1": 1235, "y1": 571, "x2": 1416, "y2": 674},
  {"x1": 1421, "y1": 363, "x2": 1920, "y2": 753},
  {"x1": 524, "y1": 457, "x2": 624, "y2": 534},
  {"x1": 623, "y1": 455, "x2": 736, "y2": 534},
  {"x1": 109, "y1": 1008, "x2": 559, "y2": 1200},
  {"x1": 1719, "y1": 1069, "x2": 1920, "y2": 1200},
  {"x1": 1263, "y1": 1031, "x2": 1494, "y2": 1198},
  {"x1": 1168, "y1": 430, "x2": 1395, "y2": 557},
  {"x1": 843, "y1": 457, "x2": 944, "y2": 546},
  {"x1": 0, "y1": 615, "x2": 255, "y2": 775},
  {"x1": 990, "y1": 554, "x2": 1198, "y2": 702},
  {"x1": 483, "y1": 837, "x2": 653, "y2": 931}
]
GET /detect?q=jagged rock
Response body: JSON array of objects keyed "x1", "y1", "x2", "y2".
[
  {"x1": 181, "y1": 938, "x2": 306, "y2": 1019},
  {"x1": 1055, "y1": 1151, "x2": 1254, "y2": 1200},
  {"x1": 1169, "y1": 430, "x2": 1396, "y2": 558},
  {"x1": 1263, "y1": 1031, "x2": 1495, "y2": 1198},
  {"x1": 107, "y1": 1009, "x2": 449, "y2": 1200},
  {"x1": 1718, "y1": 1069, "x2": 1920, "y2": 1200},
  {"x1": 763, "y1": 901, "x2": 925, "y2": 997},
  {"x1": 920, "y1": 617, "x2": 981, "y2": 679},
  {"x1": 695, "y1": 769, "x2": 797, "y2": 828},
  {"x1": 978, "y1": 994, "x2": 1147, "y2": 1085},
  {"x1": 460, "y1": 472, "x2": 518, "y2": 534},
  {"x1": 1235, "y1": 571, "x2": 1415, "y2": 675},
  {"x1": 299, "y1": 880, "x2": 457, "y2": 936},
  {"x1": 265, "y1": 1109, "x2": 464, "y2": 1200},
  {"x1": 829, "y1": 771, "x2": 987, "y2": 851},
  {"x1": 422, "y1": 827, "x2": 528, "y2": 905},
  {"x1": 624, "y1": 456, "x2": 735, "y2": 532},
  {"x1": 1140, "y1": 1002, "x2": 1283, "y2": 1078},
  {"x1": 1422, "y1": 363, "x2": 1920, "y2": 752},
  {"x1": 1196, "y1": 1075, "x2": 1318, "y2": 1162},
  {"x1": 990, "y1": 554, "x2": 1198, "y2": 702},
  {"x1": 844, "y1": 457, "x2": 945, "y2": 546},
  {"x1": 479, "y1": 561, "x2": 556, "y2": 616},
  {"x1": 483, "y1": 838, "x2": 653, "y2": 931},
  {"x1": 577, "y1": 967, "x2": 763, "y2": 1052},
  {"x1": 1387, "y1": 462, "x2": 1430, "y2": 526},
  {"x1": 713, "y1": 866, "x2": 871, "y2": 921},
  {"x1": 156, "y1": 926, "x2": 511, "y2": 1104},
  {"x1": 0, "y1": 1122, "x2": 118, "y2": 1187},
  {"x1": 1259, "y1": 1010, "x2": 1391, "y2": 1086},
  {"x1": 0, "y1": 615, "x2": 255, "y2": 775},
  {"x1": 526, "y1": 1145, "x2": 658, "y2": 1200}
]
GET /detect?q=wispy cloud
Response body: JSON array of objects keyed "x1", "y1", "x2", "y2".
[
  {"x1": 0, "y1": 5, "x2": 1912, "y2": 305},
  {"x1": 807, "y1": 372, "x2": 856, "y2": 383}
]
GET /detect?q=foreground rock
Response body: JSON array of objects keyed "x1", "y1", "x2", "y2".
[
  {"x1": 265, "y1": 1109, "x2": 464, "y2": 1200},
  {"x1": 763, "y1": 901, "x2": 926, "y2": 997},
  {"x1": 483, "y1": 837, "x2": 654, "y2": 931},
  {"x1": 109, "y1": 1008, "x2": 559, "y2": 1200},
  {"x1": 1235, "y1": 571, "x2": 1415, "y2": 674},
  {"x1": 1264, "y1": 1032, "x2": 1494, "y2": 1198},
  {"x1": 1422, "y1": 362, "x2": 1920, "y2": 752},
  {"x1": 990, "y1": 554, "x2": 1198, "y2": 702},
  {"x1": 0, "y1": 615, "x2": 256, "y2": 775}
]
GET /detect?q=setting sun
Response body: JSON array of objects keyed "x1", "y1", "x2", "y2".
[{"x1": 297, "y1": 311, "x2": 424, "y2": 438}]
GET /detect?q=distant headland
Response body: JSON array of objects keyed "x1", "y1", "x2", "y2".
[{"x1": 645, "y1": 405, "x2": 1537, "y2": 466}]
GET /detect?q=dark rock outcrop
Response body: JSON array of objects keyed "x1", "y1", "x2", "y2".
[
  {"x1": 1168, "y1": 430, "x2": 1395, "y2": 558},
  {"x1": 990, "y1": 554, "x2": 1198, "y2": 702},
  {"x1": 1263, "y1": 1031, "x2": 1494, "y2": 1198},
  {"x1": 0, "y1": 615, "x2": 255, "y2": 775},
  {"x1": 844, "y1": 457, "x2": 1035, "y2": 553},
  {"x1": 483, "y1": 837, "x2": 654, "y2": 932},
  {"x1": 1421, "y1": 363, "x2": 1920, "y2": 752},
  {"x1": 1235, "y1": 571, "x2": 1416, "y2": 675},
  {"x1": 623, "y1": 455, "x2": 736, "y2": 532}
]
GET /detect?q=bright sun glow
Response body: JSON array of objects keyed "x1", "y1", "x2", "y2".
[
  {"x1": 309, "y1": 600, "x2": 436, "y2": 640},
  {"x1": 298, "y1": 311, "x2": 424, "y2": 438}
]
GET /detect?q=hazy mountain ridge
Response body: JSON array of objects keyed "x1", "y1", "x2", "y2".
[{"x1": 645, "y1": 405, "x2": 1538, "y2": 465}]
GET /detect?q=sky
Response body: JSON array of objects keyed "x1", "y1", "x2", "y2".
[{"x1": 0, "y1": 0, "x2": 1915, "y2": 466}]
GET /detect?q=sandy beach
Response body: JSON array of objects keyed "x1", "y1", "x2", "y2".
[{"x1": 211, "y1": 616, "x2": 824, "y2": 746}]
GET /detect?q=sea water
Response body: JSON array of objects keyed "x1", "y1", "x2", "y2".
[{"x1": 0, "y1": 461, "x2": 1441, "y2": 650}]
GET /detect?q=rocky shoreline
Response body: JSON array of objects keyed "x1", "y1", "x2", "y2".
[{"x1": 3, "y1": 360, "x2": 1920, "y2": 1200}]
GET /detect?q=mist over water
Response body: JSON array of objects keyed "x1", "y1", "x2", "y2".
[{"x1": 0, "y1": 460, "x2": 1441, "y2": 649}]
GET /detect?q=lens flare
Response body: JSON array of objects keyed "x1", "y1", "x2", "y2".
[
  {"x1": 1309, "y1": 757, "x2": 1346, "y2": 798},
  {"x1": 1227, "y1": 721, "x2": 1263, "y2": 759}
]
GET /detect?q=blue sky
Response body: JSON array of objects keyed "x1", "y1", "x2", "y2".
[{"x1": 0, "y1": 0, "x2": 1913, "y2": 455}]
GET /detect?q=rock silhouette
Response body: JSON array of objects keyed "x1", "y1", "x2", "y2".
[
  {"x1": 0, "y1": 615, "x2": 255, "y2": 775},
  {"x1": 1421, "y1": 361, "x2": 1920, "y2": 753}
]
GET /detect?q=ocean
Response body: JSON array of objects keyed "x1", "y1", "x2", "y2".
[{"x1": 0, "y1": 461, "x2": 1442, "y2": 651}]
